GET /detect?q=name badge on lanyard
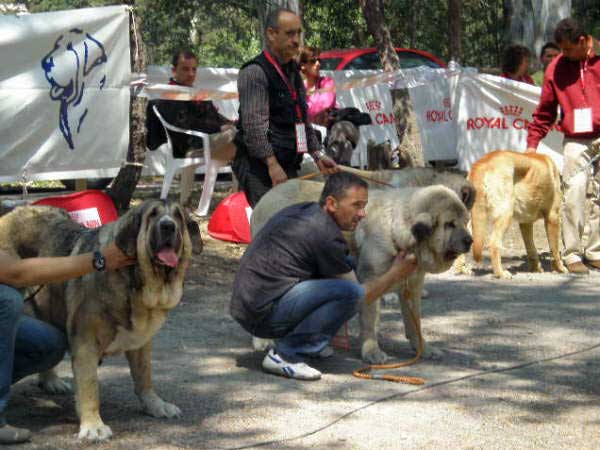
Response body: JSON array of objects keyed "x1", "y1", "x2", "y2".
[
  {"x1": 263, "y1": 50, "x2": 308, "y2": 154},
  {"x1": 295, "y1": 123, "x2": 308, "y2": 153},
  {"x1": 574, "y1": 108, "x2": 593, "y2": 133},
  {"x1": 574, "y1": 57, "x2": 593, "y2": 133}
]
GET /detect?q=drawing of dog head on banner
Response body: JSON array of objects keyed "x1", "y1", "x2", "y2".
[{"x1": 41, "y1": 28, "x2": 108, "y2": 150}]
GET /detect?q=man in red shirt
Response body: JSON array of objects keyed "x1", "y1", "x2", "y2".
[{"x1": 526, "y1": 18, "x2": 600, "y2": 274}]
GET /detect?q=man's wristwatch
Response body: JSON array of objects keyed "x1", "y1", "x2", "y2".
[
  {"x1": 92, "y1": 250, "x2": 106, "y2": 272},
  {"x1": 312, "y1": 150, "x2": 327, "y2": 161}
]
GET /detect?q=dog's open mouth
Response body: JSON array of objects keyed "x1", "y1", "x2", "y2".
[{"x1": 156, "y1": 246, "x2": 179, "y2": 268}]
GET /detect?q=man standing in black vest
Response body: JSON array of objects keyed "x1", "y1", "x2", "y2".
[{"x1": 233, "y1": 8, "x2": 338, "y2": 207}]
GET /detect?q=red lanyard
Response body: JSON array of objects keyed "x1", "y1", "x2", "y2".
[
  {"x1": 580, "y1": 57, "x2": 588, "y2": 93},
  {"x1": 263, "y1": 50, "x2": 303, "y2": 121}
]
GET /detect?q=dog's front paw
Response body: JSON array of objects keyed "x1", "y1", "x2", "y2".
[
  {"x1": 361, "y1": 340, "x2": 389, "y2": 364},
  {"x1": 528, "y1": 259, "x2": 544, "y2": 273},
  {"x1": 252, "y1": 337, "x2": 274, "y2": 352},
  {"x1": 494, "y1": 269, "x2": 513, "y2": 279},
  {"x1": 553, "y1": 261, "x2": 568, "y2": 273},
  {"x1": 452, "y1": 255, "x2": 473, "y2": 275},
  {"x1": 38, "y1": 372, "x2": 72, "y2": 394},
  {"x1": 140, "y1": 392, "x2": 182, "y2": 419},
  {"x1": 78, "y1": 422, "x2": 113, "y2": 441}
]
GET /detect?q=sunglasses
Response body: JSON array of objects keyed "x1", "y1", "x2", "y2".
[{"x1": 307, "y1": 58, "x2": 320, "y2": 64}]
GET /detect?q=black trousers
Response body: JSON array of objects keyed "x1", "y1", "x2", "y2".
[{"x1": 232, "y1": 149, "x2": 301, "y2": 208}]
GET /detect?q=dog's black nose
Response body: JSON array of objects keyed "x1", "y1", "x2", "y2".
[
  {"x1": 463, "y1": 234, "x2": 473, "y2": 247},
  {"x1": 159, "y1": 219, "x2": 176, "y2": 234}
]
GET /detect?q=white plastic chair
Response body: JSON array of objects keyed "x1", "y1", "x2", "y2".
[{"x1": 152, "y1": 105, "x2": 229, "y2": 216}]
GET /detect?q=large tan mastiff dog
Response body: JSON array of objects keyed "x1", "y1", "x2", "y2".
[
  {"x1": 251, "y1": 179, "x2": 472, "y2": 363},
  {"x1": 469, "y1": 150, "x2": 567, "y2": 278},
  {"x1": 0, "y1": 200, "x2": 192, "y2": 441}
]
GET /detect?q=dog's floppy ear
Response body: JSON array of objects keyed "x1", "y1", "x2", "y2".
[
  {"x1": 115, "y1": 206, "x2": 143, "y2": 257},
  {"x1": 460, "y1": 184, "x2": 477, "y2": 211},
  {"x1": 411, "y1": 212, "x2": 434, "y2": 242}
]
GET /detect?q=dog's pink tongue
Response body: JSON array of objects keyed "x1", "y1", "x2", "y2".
[{"x1": 157, "y1": 249, "x2": 178, "y2": 267}]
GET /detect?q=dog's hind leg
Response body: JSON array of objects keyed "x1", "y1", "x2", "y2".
[
  {"x1": 545, "y1": 211, "x2": 567, "y2": 273},
  {"x1": 126, "y1": 341, "x2": 182, "y2": 419},
  {"x1": 71, "y1": 342, "x2": 112, "y2": 441},
  {"x1": 519, "y1": 222, "x2": 543, "y2": 273},
  {"x1": 489, "y1": 211, "x2": 513, "y2": 279},
  {"x1": 38, "y1": 369, "x2": 72, "y2": 394}
]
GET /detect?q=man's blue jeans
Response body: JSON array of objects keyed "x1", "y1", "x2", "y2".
[
  {"x1": 0, "y1": 285, "x2": 67, "y2": 426},
  {"x1": 254, "y1": 279, "x2": 364, "y2": 363}
]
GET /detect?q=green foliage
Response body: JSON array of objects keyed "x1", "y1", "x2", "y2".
[
  {"x1": 303, "y1": 0, "x2": 369, "y2": 49},
  {"x1": 137, "y1": 0, "x2": 262, "y2": 68}
]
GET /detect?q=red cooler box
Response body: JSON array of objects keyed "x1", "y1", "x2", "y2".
[
  {"x1": 207, "y1": 191, "x2": 252, "y2": 244},
  {"x1": 33, "y1": 190, "x2": 118, "y2": 228}
]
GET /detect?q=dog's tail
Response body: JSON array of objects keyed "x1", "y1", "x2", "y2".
[{"x1": 468, "y1": 168, "x2": 487, "y2": 263}]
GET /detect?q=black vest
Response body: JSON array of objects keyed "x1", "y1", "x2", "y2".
[{"x1": 235, "y1": 52, "x2": 308, "y2": 161}]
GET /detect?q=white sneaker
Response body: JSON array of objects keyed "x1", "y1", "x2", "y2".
[{"x1": 262, "y1": 349, "x2": 322, "y2": 380}]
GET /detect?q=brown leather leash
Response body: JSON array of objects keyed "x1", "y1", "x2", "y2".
[
  {"x1": 297, "y1": 165, "x2": 395, "y2": 188},
  {"x1": 352, "y1": 290, "x2": 425, "y2": 384}
]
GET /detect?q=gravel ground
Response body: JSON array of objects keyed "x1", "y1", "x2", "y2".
[{"x1": 3, "y1": 182, "x2": 600, "y2": 450}]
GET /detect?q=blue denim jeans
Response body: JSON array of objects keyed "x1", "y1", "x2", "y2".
[
  {"x1": 254, "y1": 279, "x2": 364, "y2": 362},
  {"x1": 0, "y1": 285, "x2": 67, "y2": 426}
]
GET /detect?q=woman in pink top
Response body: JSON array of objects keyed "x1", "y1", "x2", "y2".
[
  {"x1": 501, "y1": 44, "x2": 535, "y2": 85},
  {"x1": 299, "y1": 47, "x2": 338, "y2": 127}
]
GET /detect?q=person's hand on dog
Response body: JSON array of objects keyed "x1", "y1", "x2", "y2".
[
  {"x1": 525, "y1": 147, "x2": 537, "y2": 154},
  {"x1": 316, "y1": 155, "x2": 339, "y2": 175},
  {"x1": 389, "y1": 250, "x2": 418, "y2": 279},
  {"x1": 101, "y1": 242, "x2": 136, "y2": 271}
]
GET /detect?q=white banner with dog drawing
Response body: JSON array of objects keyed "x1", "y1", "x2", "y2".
[{"x1": 0, "y1": 5, "x2": 130, "y2": 182}]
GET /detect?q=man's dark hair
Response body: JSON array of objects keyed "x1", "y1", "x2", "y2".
[
  {"x1": 501, "y1": 44, "x2": 531, "y2": 74},
  {"x1": 540, "y1": 41, "x2": 559, "y2": 57},
  {"x1": 319, "y1": 172, "x2": 368, "y2": 206},
  {"x1": 554, "y1": 18, "x2": 587, "y2": 44},
  {"x1": 171, "y1": 49, "x2": 197, "y2": 68},
  {"x1": 264, "y1": 7, "x2": 296, "y2": 33}
]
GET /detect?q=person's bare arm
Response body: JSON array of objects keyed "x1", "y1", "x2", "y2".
[
  {"x1": 0, "y1": 242, "x2": 135, "y2": 288},
  {"x1": 337, "y1": 251, "x2": 418, "y2": 305}
]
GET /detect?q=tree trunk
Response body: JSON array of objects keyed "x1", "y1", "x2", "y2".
[
  {"x1": 359, "y1": 0, "x2": 423, "y2": 166},
  {"x1": 107, "y1": 1, "x2": 148, "y2": 213},
  {"x1": 359, "y1": 0, "x2": 400, "y2": 71},
  {"x1": 448, "y1": 0, "x2": 462, "y2": 64}
]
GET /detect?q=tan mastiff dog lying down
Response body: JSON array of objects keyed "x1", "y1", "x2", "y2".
[{"x1": 251, "y1": 179, "x2": 473, "y2": 364}]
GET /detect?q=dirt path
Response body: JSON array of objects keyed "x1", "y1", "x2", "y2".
[{"x1": 4, "y1": 184, "x2": 600, "y2": 450}]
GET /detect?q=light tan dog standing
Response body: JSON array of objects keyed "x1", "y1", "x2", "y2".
[
  {"x1": 0, "y1": 200, "x2": 192, "y2": 441},
  {"x1": 469, "y1": 150, "x2": 567, "y2": 278}
]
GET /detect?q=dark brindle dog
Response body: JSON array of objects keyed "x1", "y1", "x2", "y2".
[{"x1": 0, "y1": 200, "x2": 192, "y2": 441}]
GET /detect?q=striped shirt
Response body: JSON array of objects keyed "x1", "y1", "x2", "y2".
[{"x1": 237, "y1": 50, "x2": 321, "y2": 160}]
